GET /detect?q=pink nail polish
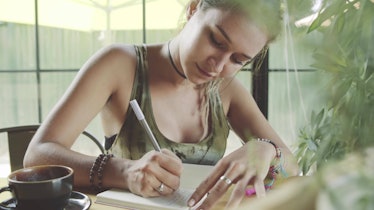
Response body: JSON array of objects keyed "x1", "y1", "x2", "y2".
[{"x1": 245, "y1": 188, "x2": 256, "y2": 196}]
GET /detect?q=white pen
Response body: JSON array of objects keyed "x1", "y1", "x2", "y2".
[{"x1": 129, "y1": 99, "x2": 162, "y2": 152}]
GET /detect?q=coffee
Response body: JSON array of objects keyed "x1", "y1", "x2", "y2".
[{"x1": 0, "y1": 165, "x2": 74, "y2": 210}]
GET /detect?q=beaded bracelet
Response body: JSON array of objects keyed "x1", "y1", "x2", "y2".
[
  {"x1": 256, "y1": 138, "x2": 282, "y2": 158},
  {"x1": 89, "y1": 154, "x2": 104, "y2": 190},
  {"x1": 97, "y1": 154, "x2": 113, "y2": 191},
  {"x1": 89, "y1": 154, "x2": 113, "y2": 192},
  {"x1": 256, "y1": 138, "x2": 288, "y2": 179}
]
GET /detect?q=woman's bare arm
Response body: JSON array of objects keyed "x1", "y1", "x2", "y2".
[
  {"x1": 223, "y1": 78, "x2": 299, "y2": 175},
  {"x1": 24, "y1": 44, "x2": 137, "y2": 188}
]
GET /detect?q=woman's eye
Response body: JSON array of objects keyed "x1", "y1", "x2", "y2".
[
  {"x1": 233, "y1": 59, "x2": 245, "y2": 65},
  {"x1": 232, "y1": 57, "x2": 251, "y2": 66},
  {"x1": 210, "y1": 33, "x2": 225, "y2": 48}
]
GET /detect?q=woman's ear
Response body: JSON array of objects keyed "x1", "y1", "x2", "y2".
[{"x1": 186, "y1": 0, "x2": 201, "y2": 20}]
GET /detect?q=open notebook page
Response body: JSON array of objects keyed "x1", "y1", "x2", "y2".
[{"x1": 95, "y1": 163, "x2": 213, "y2": 210}]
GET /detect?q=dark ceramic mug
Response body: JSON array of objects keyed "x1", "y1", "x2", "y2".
[{"x1": 0, "y1": 165, "x2": 74, "y2": 210}]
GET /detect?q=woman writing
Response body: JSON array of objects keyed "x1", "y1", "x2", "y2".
[{"x1": 25, "y1": 0, "x2": 299, "y2": 209}]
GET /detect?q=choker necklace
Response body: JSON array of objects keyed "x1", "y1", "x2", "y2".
[{"x1": 167, "y1": 41, "x2": 187, "y2": 79}]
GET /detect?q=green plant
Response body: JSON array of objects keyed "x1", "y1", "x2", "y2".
[{"x1": 294, "y1": 0, "x2": 374, "y2": 174}]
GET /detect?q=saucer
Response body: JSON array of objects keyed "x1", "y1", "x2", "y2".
[
  {"x1": 0, "y1": 191, "x2": 91, "y2": 210},
  {"x1": 65, "y1": 191, "x2": 91, "y2": 210}
]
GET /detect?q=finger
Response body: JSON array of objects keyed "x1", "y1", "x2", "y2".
[
  {"x1": 195, "y1": 175, "x2": 234, "y2": 210},
  {"x1": 225, "y1": 183, "x2": 245, "y2": 209},
  {"x1": 193, "y1": 162, "x2": 246, "y2": 209},
  {"x1": 187, "y1": 162, "x2": 228, "y2": 207},
  {"x1": 160, "y1": 148, "x2": 180, "y2": 159},
  {"x1": 154, "y1": 182, "x2": 174, "y2": 196},
  {"x1": 145, "y1": 151, "x2": 182, "y2": 190},
  {"x1": 138, "y1": 175, "x2": 176, "y2": 197},
  {"x1": 158, "y1": 149, "x2": 183, "y2": 176},
  {"x1": 187, "y1": 176, "x2": 214, "y2": 207},
  {"x1": 253, "y1": 161, "x2": 272, "y2": 198},
  {"x1": 136, "y1": 172, "x2": 162, "y2": 197},
  {"x1": 253, "y1": 177, "x2": 266, "y2": 197},
  {"x1": 225, "y1": 171, "x2": 255, "y2": 209}
]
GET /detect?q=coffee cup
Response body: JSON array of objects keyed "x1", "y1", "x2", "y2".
[{"x1": 0, "y1": 165, "x2": 74, "y2": 210}]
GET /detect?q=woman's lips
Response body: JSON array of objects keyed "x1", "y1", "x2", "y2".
[{"x1": 196, "y1": 64, "x2": 214, "y2": 78}]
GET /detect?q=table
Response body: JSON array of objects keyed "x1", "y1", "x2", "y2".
[
  {"x1": 0, "y1": 178, "x2": 120, "y2": 210},
  {"x1": 0, "y1": 178, "x2": 230, "y2": 209},
  {"x1": 0, "y1": 177, "x2": 304, "y2": 210}
]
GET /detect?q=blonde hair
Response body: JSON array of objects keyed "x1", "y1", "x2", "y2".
[{"x1": 198, "y1": 0, "x2": 282, "y2": 41}]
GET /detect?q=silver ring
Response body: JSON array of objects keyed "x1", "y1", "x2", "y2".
[
  {"x1": 157, "y1": 183, "x2": 164, "y2": 193},
  {"x1": 220, "y1": 175, "x2": 232, "y2": 185}
]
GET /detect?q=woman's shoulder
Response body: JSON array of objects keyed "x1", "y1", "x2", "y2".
[
  {"x1": 83, "y1": 43, "x2": 138, "y2": 75},
  {"x1": 217, "y1": 77, "x2": 249, "y2": 112},
  {"x1": 77, "y1": 44, "x2": 139, "y2": 90},
  {"x1": 94, "y1": 43, "x2": 137, "y2": 62},
  {"x1": 220, "y1": 77, "x2": 249, "y2": 97}
]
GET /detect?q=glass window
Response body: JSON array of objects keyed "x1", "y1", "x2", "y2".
[
  {"x1": 0, "y1": 73, "x2": 39, "y2": 126},
  {"x1": 0, "y1": 0, "x2": 35, "y2": 70},
  {"x1": 145, "y1": 0, "x2": 187, "y2": 43},
  {"x1": 268, "y1": 71, "x2": 323, "y2": 148},
  {"x1": 265, "y1": 31, "x2": 324, "y2": 149},
  {"x1": 0, "y1": 1, "x2": 192, "y2": 166}
]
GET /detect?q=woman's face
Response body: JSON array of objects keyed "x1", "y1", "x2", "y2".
[{"x1": 178, "y1": 6, "x2": 268, "y2": 84}]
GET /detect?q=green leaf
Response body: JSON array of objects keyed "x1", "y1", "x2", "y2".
[
  {"x1": 311, "y1": 109, "x2": 325, "y2": 128},
  {"x1": 308, "y1": 16, "x2": 323, "y2": 33},
  {"x1": 307, "y1": 0, "x2": 353, "y2": 33},
  {"x1": 307, "y1": 139, "x2": 318, "y2": 151},
  {"x1": 333, "y1": 13, "x2": 345, "y2": 34}
]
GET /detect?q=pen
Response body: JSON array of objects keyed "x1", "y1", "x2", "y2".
[{"x1": 130, "y1": 99, "x2": 162, "y2": 152}]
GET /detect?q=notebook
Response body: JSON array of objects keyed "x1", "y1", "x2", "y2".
[{"x1": 95, "y1": 163, "x2": 213, "y2": 210}]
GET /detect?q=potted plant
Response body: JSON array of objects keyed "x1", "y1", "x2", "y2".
[
  {"x1": 295, "y1": 0, "x2": 373, "y2": 175},
  {"x1": 294, "y1": 0, "x2": 373, "y2": 208}
]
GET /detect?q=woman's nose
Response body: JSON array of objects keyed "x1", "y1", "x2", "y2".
[{"x1": 208, "y1": 52, "x2": 230, "y2": 74}]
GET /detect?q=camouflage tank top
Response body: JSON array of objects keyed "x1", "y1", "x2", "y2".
[{"x1": 109, "y1": 45, "x2": 230, "y2": 165}]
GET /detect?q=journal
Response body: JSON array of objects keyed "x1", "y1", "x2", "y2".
[{"x1": 95, "y1": 163, "x2": 213, "y2": 210}]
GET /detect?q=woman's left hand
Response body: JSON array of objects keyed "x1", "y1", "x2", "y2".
[{"x1": 187, "y1": 140, "x2": 277, "y2": 210}]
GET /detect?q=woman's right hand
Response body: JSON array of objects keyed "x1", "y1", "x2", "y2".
[{"x1": 126, "y1": 149, "x2": 183, "y2": 197}]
